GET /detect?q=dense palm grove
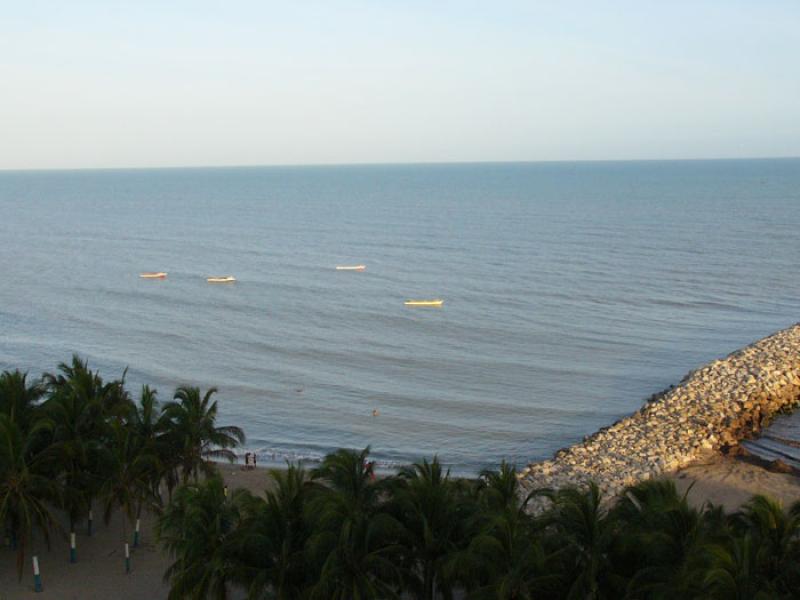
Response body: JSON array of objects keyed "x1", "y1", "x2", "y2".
[
  {"x1": 0, "y1": 357, "x2": 243, "y2": 581},
  {"x1": 3, "y1": 358, "x2": 800, "y2": 599}
]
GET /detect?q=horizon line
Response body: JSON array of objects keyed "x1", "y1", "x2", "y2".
[{"x1": 2, "y1": 155, "x2": 799, "y2": 174}]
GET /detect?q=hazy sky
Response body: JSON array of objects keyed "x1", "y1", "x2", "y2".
[{"x1": 2, "y1": 1, "x2": 799, "y2": 169}]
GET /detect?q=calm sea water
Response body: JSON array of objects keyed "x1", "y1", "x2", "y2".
[{"x1": 1, "y1": 160, "x2": 799, "y2": 473}]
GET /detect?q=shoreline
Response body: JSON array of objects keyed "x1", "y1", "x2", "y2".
[{"x1": 519, "y1": 322, "x2": 800, "y2": 504}]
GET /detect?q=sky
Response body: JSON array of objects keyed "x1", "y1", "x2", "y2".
[{"x1": 1, "y1": 1, "x2": 799, "y2": 169}]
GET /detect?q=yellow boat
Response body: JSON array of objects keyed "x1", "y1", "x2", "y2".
[
  {"x1": 404, "y1": 299, "x2": 444, "y2": 307},
  {"x1": 336, "y1": 265, "x2": 366, "y2": 271},
  {"x1": 207, "y1": 276, "x2": 237, "y2": 283},
  {"x1": 139, "y1": 272, "x2": 167, "y2": 279}
]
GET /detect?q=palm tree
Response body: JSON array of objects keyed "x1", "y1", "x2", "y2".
[
  {"x1": 608, "y1": 479, "x2": 712, "y2": 598},
  {"x1": 730, "y1": 494, "x2": 800, "y2": 595},
  {"x1": 454, "y1": 462, "x2": 557, "y2": 599},
  {"x1": 307, "y1": 447, "x2": 404, "y2": 599},
  {"x1": 128, "y1": 385, "x2": 173, "y2": 505},
  {"x1": 232, "y1": 464, "x2": 318, "y2": 599},
  {"x1": 98, "y1": 421, "x2": 159, "y2": 544},
  {"x1": 0, "y1": 369, "x2": 44, "y2": 430},
  {"x1": 43, "y1": 373, "x2": 104, "y2": 540},
  {"x1": 703, "y1": 533, "x2": 778, "y2": 599},
  {"x1": 786, "y1": 501, "x2": 800, "y2": 592},
  {"x1": 461, "y1": 504, "x2": 554, "y2": 599},
  {"x1": 160, "y1": 386, "x2": 245, "y2": 483},
  {"x1": 542, "y1": 482, "x2": 616, "y2": 599},
  {"x1": 43, "y1": 355, "x2": 133, "y2": 532},
  {"x1": 389, "y1": 457, "x2": 473, "y2": 600},
  {"x1": 156, "y1": 475, "x2": 242, "y2": 600},
  {"x1": 43, "y1": 355, "x2": 121, "y2": 416},
  {"x1": 102, "y1": 369, "x2": 134, "y2": 422},
  {"x1": 0, "y1": 414, "x2": 60, "y2": 580},
  {"x1": 129, "y1": 385, "x2": 161, "y2": 446},
  {"x1": 476, "y1": 461, "x2": 529, "y2": 514}
]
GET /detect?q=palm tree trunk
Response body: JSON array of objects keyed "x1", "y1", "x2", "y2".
[
  {"x1": 70, "y1": 513, "x2": 76, "y2": 547},
  {"x1": 121, "y1": 512, "x2": 127, "y2": 546},
  {"x1": 15, "y1": 528, "x2": 27, "y2": 581},
  {"x1": 424, "y1": 563, "x2": 434, "y2": 600}
]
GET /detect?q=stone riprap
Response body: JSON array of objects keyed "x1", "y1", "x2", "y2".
[{"x1": 518, "y1": 323, "x2": 800, "y2": 503}]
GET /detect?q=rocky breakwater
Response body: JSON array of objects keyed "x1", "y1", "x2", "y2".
[{"x1": 518, "y1": 323, "x2": 800, "y2": 504}]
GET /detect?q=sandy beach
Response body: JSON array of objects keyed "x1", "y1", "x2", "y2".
[
  {"x1": 668, "y1": 455, "x2": 800, "y2": 511},
  {"x1": 1, "y1": 456, "x2": 798, "y2": 599},
  {"x1": 0, "y1": 465, "x2": 273, "y2": 600}
]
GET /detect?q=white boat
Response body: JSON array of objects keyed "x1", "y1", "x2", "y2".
[
  {"x1": 404, "y1": 299, "x2": 444, "y2": 307},
  {"x1": 139, "y1": 272, "x2": 167, "y2": 279},
  {"x1": 207, "y1": 276, "x2": 237, "y2": 283},
  {"x1": 336, "y1": 265, "x2": 366, "y2": 271}
]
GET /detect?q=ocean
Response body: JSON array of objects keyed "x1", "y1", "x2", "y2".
[{"x1": 1, "y1": 159, "x2": 799, "y2": 474}]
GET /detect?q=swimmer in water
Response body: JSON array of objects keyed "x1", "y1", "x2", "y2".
[{"x1": 372, "y1": 409, "x2": 379, "y2": 417}]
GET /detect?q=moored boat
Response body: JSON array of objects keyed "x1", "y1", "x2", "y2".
[
  {"x1": 207, "y1": 276, "x2": 237, "y2": 283},
  {"x1": 404, "y1": 299, "x2": 444, "y2": 307},
  {"x1": 336, "y1": 265, "x2": 366, "y2": 271},
  {"x1": 139, "y1": 272, "x2": 167, "y2": 279}
]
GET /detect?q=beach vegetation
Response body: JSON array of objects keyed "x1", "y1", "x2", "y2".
[
  {"x1": 156, "y1": 475, "x2": 241, "y2": 600},
  {"x1": 0, "y1": 358, "x2": 244, "y2": 583},
  {"x1": 160, "y1": 386, "x2": 245, "y2": 484},
  {"x1": 1, "y1": 357, "x2": 799, "y2": 599}
]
